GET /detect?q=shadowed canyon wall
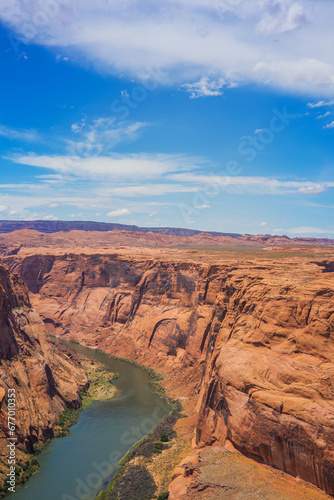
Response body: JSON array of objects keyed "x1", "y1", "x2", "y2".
[{"x1": 6, "y1": 251, "x2": 334, "y2": 495}]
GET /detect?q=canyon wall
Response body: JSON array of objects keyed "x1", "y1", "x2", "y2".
[
  {"x1": 6, "y1": 250, "x2": 334, "y2": 495},
  {"x1": 0, "y1": 260, "x2": 87, "y2": 454}
]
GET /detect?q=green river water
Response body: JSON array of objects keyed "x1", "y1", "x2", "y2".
[{"x1": 12, "y1": 340, "x2": 171, "y2": 500}]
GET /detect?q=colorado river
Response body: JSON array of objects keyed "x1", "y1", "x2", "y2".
[{"x1": 13, "y1": 340, "x2": 171, "y2": 500}]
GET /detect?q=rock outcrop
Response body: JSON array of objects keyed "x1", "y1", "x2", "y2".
[
  {"x1": 5, "y1": 247, "x2": 334, "y2": 496},
  {"x1": 169, "y1": 447, "x2": 330, "y2": 499},
  {"x1": 0, "y1": 261, "x2": 87, "y2": 455},
  {"x1": 195, "y1": 265, "x2": 334, "y2": 495}
]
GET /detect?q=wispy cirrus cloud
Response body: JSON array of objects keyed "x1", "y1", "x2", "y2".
[
  {"x1": 95, "y1": 184, "x2": 200, "y2": 197},
  {"x1": 0, "y1": 124, "x2": 40, "y2": 142},
  {"x1": 307, "y1": 99, "x2": 334, "y2": 108},
  {"x1": 8, "y1": 152, "x2": 203, "y2": 179},
  {"x1": 1, "y1": 151, "x2": 334, "y2": 231},
  {"x1": 67, "y1": 117, "x2": 149, "y2": 156},
  {"x1": 316, "y1": 111, "x2": 332, "y2": 119},
  {"x1": 323, "y1": 121, "x2": 334, "y2": 129},
  {"x1": 6, "y1": 151, "x2": 334, "y2": 198},
  {"x1": 168, "y1": 173, "x2": 334, "y2": 195}
]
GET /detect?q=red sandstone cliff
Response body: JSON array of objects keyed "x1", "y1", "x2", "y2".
[
  {"x1": 5, "y1": 248, "x2": 334, "y2": 496},
  {"x1": 0, "y1": 261, "x2": 87, "y2": 457}
]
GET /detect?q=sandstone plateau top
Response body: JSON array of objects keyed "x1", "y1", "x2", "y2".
[{"x1": 0, "y1": 222, "x2": 333, "y2": 250}]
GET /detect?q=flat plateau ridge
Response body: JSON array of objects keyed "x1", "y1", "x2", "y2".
[
  {"x1": 1, "y1": 229, "x2": 334, "y2": 498},
  {"x1": 0, "y1": 220, "x2": 334, "y2": 247}
]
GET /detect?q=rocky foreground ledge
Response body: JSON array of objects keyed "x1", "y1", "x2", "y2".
[{"x1": 3, "y1": 243, "x2": 334, "y2": 497}]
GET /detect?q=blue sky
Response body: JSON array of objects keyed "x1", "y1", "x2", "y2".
[{"x1": 0, "y1": 0, "x2": 334, "y2": 237}]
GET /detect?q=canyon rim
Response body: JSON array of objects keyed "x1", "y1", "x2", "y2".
[{"x1": 0, "y1": 228, "x2": 333, "y2": 498}]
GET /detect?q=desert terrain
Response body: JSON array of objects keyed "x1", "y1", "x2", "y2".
[{"x1": 0, "y1": 227, "x2": 333, "y2": 498}]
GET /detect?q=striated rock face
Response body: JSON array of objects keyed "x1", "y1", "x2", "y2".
[
  {"x1": 0, "y1": 261, "x2": 87, "y2": 452},
  {"x1": 5, "y1": 249, "x2": 334, "y2": 495},
  {"x1": 6, "y1": 251, "x2": 211, "y2": 398},
  {"x1": 195, "y1": 266, "x2": 334, "y2": 495}
]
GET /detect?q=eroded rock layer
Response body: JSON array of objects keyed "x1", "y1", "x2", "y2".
[
  {"x1": 5, "y1": 248, "x2": 334, "y2": 495},
  {"x1": 0, "y1": 261, "x2": 87, "y2": 453}
]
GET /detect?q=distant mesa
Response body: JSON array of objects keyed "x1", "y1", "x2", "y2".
[
  {"x1": 0, "y1": 220, "x2": 240, "y2": 237},
  {"x1": 0, "y1": 220, "x2": 333, "y2": 247}
]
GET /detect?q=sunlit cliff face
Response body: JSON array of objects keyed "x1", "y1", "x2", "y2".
[{"x1": 5, "y1": 247, "x2": 334, "y2": 495}]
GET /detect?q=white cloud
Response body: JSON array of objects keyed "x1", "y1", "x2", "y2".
[
  {"x1": 36, "y1": 174, "x2": 66, "y2": 182},
  {"x1": 168, "y1": 173, "x2": 334, "y2": 195},
  {"x1": 0, "y1": 124, "x2": 39, "y2": 142},
  {"x1": 323, "y1": 121, "x2": 334, "y2": 129},
  {"x1": 194, "y1": 204, "x2": 211, "y2": 209},
  {"x1": 0, "y1": 203, "x2": 62, "y2": 221},
  {"x1": 8, "y1": 209, "x2": 28, "y2": 218},
  {"x1": 56, "y1": 54, "x2": 70, "y2": 63},
  {"x1": 96, "y1": 184, "x2": 200, "y2": 197},
  {"x1": 254, "y1": 58, "x2": 334, "y2": 94},
  {"x1": 71, "y1": 118, "x2": 86, "y2": 134},
  {"x1": 107, "y1": 208, "x2": 131, "y2": 217},
  {"x1": 180, "y1": 77, "x2": 226, "y2": 98},
  {"x1": 8, "y1": 152, "x2": 204, "y2": 180},
  {"x1": 254, "y1": 129, "x2": 263, "y2": 134},
  {"x1": 43, "y1": 214, "x2": 59, "y2": 220},
  {"x1": 1, "y1": 0, "x2": 334, "y2": 95},
  {"x1": 68, "y1": 117, "x2": 149, "y2": 154},
  {"x1": 308, "y1": 99, "x2": 334, "y2": 108},
  {"x1": 297, "y1": 184, "x2": 327, "y2": 194},
  {"x1": 316, "y1": 111, "x2": 332, "y2": 119},
  {"x1": 0, "y1": 191, "x2": 180, "y2": 224},
  {"x1": 256, "y1": 1, "x2": 310, "y2": 35},
  {"x1": 0, "y1": 183, "x2": 47, "y2": 190}
]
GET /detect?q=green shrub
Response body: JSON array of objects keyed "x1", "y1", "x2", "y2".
[
  {"x1": 96, "y1": 491, "x2": 107, "y2": 500},
  {"x1": 157, "y1": 493, "x2": 169, "y2": 500},
  {"x1": 30, "y1": 457, "x2": 39, "y2": 467},
  {"x1": 136, "y1": 402, "x2": 182, "y2": 458},
  {"x1": 160, "y1": 434, "x2": 169, "y2": 442},
  {"x1": 32, "y1": 443, "x2": 44, "y2": 455},
  {"x1": 58, "y1": 407, "x2": 79, "y2": 429},
  {"x1": 153, "y1": 442, "x2": 164, "y2": 454},
  {"x1": 108, "y1": 465, "x2": 157, "y2": 500}
]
